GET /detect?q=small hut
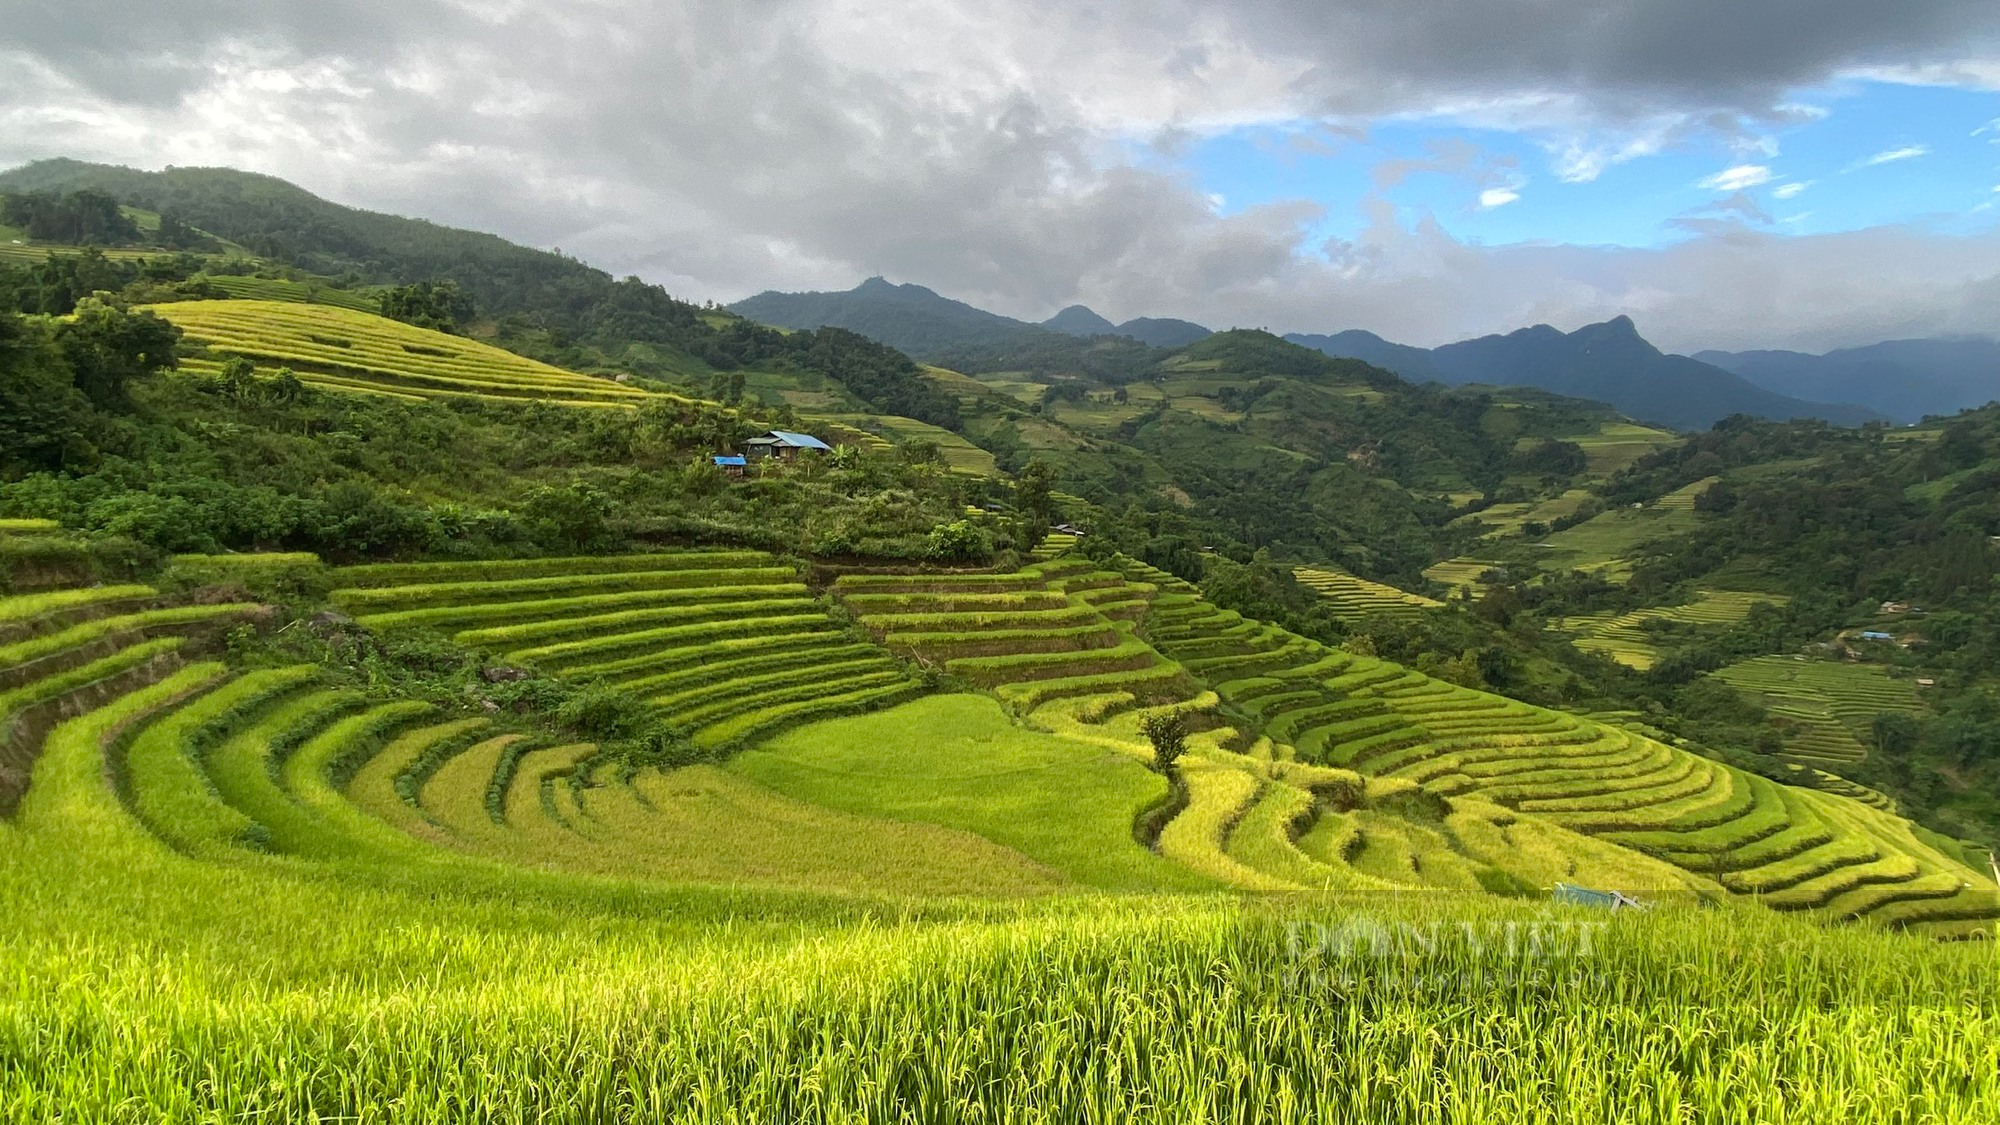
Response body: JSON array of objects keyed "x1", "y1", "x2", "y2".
[{"x1": 744, "y1": 430, "x2": 832, "y2": 462}]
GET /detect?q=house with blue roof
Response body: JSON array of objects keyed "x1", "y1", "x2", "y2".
[{"x1": 745, "y1": 430, "x2": 833, "y2": 462}]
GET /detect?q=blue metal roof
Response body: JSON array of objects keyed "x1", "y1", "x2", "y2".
[
  {"x1": 766, "y1": 430, "x2": 832, "y2": 451},
  {"x1": 712, "y1": 455, "x2": 746, "y2": 466}
]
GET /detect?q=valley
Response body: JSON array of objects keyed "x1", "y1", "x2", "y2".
[{"x1": 2, "y1": 161, "x2": 1997, "y2": 1122}]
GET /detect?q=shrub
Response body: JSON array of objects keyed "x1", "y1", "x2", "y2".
[
  {"x1": 1141, "y1": 710, "x2": 1189, "y2": 774},
  {"x1": 523, "y1": 480, "x2": 613, "y2": 552},
  {"x1": 924, "y1": 519, "x2": 992, "y2": 562}
]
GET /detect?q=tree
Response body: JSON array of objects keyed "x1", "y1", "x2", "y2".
[
  {"x1": 378, "y1": 281, "x2": 474, "y2": 334},
  {"x1": 1013, "y1": 458, "x2": 1058, "y2": 551},
  {"x1": 1, "y1": 190, "x2": 141, "y2": 245},
  {"x1": 1140, "y1": 710, "x2": 1188, "y2": 774},
  {"x1": 924, "y1": 518, "x2": 991, "y2": 562},
  {"x1": 1874, "y1": 712, "x2": 1920, "y2": 759},
  {"x1": 0, "y1": 312, "x2": 96, "y2": 475},
  {"x1": 54, "y1": 298, "x2": 181, "y2": 410},
  {"x1": 523, "y1": 480, "x2": 612, "y2": 551}
]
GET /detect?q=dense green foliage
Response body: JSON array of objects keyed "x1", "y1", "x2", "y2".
[
  {"x1": 0, "y1": 189, "x2": 139, "y2": 245},
  {"x1": 0, "y1": 247, "x2": 218, "y2": 315},
  {"x1": 0, "y1": 312, "x2": 988, "y2": 567}
]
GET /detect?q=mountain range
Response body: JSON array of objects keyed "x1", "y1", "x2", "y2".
[
  {"x1": 1289, "y1": 319, "x2": 1883, "y2": 431},
  {"x1": 1695, "y1": 339, "x2": 2000, "y2": 425},
  {"x1": 730, "y1": 279, "x2": 1216, "y2": 355},
  {"x1": 6, "y1": 157, "x2": 1992, "y2": 433},
  {"x1": 729, "y1": 279, "x2": 1890, "y2": 431}
]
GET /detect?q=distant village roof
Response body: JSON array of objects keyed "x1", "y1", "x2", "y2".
[
  {"x1": 712, "y1": 455, "x2": 746, "y2": 467},
  {"x1": 752, "y1": 430, "x2": 833, "y2": 451}
]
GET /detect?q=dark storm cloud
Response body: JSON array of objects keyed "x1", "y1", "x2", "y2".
[
  {"x1": 1237, "y1": 0, "x2": 2000, "y2": 111},
  {"x1": 2, "y1": 1, "x2": 1997, "y2": 350}
]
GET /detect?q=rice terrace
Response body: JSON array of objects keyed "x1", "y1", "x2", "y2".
[{"x1": 7, "y1": 10, "x2": 2000, "y2": 1122}]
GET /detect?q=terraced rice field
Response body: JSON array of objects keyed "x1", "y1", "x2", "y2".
[
  {"x1": 199, "y1": 274, "x2": 381, "y2": 311},
  {"x1": 150, "y1": 300, "x2": 660, "y2": 407},
  {"x1": 1030, "y1": 531, "x2": 1078, "y2": 560},
  {"x1": 1454, "y1": 490, "x2": 1595, "y2": 539},
  {"x1": 1530, "y1": 477, "x2": 1718, "y2": 579},
  {"x1": 1121, "y1": 557, "x2": 1998, "y2": 933},
  {"x1": 1560, "y1": 589, "x2": 1787, "y2": 670},
  {"x1": 832, "y1": 557, "x2": 1197, "y2": 714},
  {"x1": 328, "y1": 550, "x2": 920, "y2": 751},
  {"x1": 1423, "y1": 557, "x2": 1506, "y2": 595},
  {"x1": 6, "y1": 554, "x2": 1990, "y2": 929},
  {"x1": 10, "y1": 648, "x2": 1996, "y2": 1125},
  {"x1": 1293, "y1": 567, "x2": 1441, "y2": 620},
  {"x1": 0, "y1": 241, "x2": 166, "y2": 264},
  {"x1": 1713, "y1": 655, "x2": 1924, "y2": 766},
  {"x1": 0, "y1": 585, "x2": 263, "y2": 813},
  {"x1": 1570, "y1": 422, "x2": 1681, "y2": 474},
  {"x1": 823, "y1": 413, "x2": 999, "y2": 476},
  {"x1": 4, "y1": 550, "x2": 1998, "y2": 1118}
]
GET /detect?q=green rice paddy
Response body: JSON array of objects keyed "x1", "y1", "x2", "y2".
[
  {"x1": 1561, "y1": 590, "x2": 1787, "y2": 670},
  {"x1": 2, "y1": 548, "x2": 1994, "y2": 1119},
  {"x1": 1293, "y1": 566, "x2": 1442, "y2": 619},
  {"x1": 1714, "y1": 655, "x2": 1926, "y2": 766},
  {"x1": 150, "y1": 300, "x2": 664, "y2": 407}
]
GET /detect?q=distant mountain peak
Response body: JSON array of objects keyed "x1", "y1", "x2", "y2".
[
  {"x1": 1572, "y1": 315, "x2": 1659, "y2": 358},
  {"x1": 1043, "y1": 304, "x2": 1117, "y2": 336},
  {"x1": 853, "y1": 276, "x2": 943, "y2": 300}
]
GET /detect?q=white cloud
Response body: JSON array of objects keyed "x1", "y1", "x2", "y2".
[
  {"x1": 4, "y1": 0, "x2": 2000, "y2": 354},
  {"x1": 1772, "y1": 181, "x2": 1811, "y2": 199},
  {"x1": 1478, "y1": 187, "x2": 1520, "y2": 208},
  {"x1": 1854, "y1": 144, "x2": 1930, "y2": 168},
  {"x1": 1699, "y1": 164, "x2": 1773, "y2": 191}
]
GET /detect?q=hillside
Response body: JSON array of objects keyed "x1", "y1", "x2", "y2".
[
  {"x1": 1285, "y1": 328, "x2": 1446, "y2": 383},
  {"x1": 4, "y1": 165, "x2": 2000, "y2": 1118},
  {"x1": 0, "y1": 160, "x2": 963, "y2": 427}
]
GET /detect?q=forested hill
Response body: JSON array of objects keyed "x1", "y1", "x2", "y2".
[{"x1": 0, "y1": 160, "x2": 960, "y2": 427}]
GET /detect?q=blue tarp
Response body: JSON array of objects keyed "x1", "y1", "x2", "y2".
[
  {"x1": 1553, "y1": 882, "x2": 1642, "y2": 909},
  {"x1": 712, "y1": 455, "x2": 747, "y2": 466}
]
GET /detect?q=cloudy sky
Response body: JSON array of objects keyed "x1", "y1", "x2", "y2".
[{"x1": 3, "y1": 0, "x2": 1999, "y2": 351}]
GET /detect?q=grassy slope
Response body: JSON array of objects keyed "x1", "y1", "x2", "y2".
[{"x1": 735, "y1": 694, "x2": 1214, "y2": 891}]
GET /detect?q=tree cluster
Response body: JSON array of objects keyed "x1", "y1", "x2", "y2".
[{"x1": 1, "y1": 190, "x2": 141, "y2": 246}]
